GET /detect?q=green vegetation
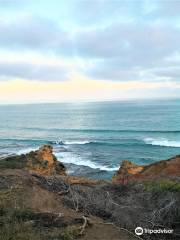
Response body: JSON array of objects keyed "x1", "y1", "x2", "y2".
[
  {"x1": 0, "y1": 209, "x2": 75, "y2": 240},
  {"x1": 144, "y1": 179, "x2": 180, "y2": 192},
  {"x1": 0, "y1": 188, "x2": 77, "y2": 240},
  {"x1": 0, "y1": 189, "x2": 40, "y2": 240}
]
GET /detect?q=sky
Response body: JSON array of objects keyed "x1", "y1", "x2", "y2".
[{"x1": 0, "y1": 0, "x2": 180, "y2": 104}]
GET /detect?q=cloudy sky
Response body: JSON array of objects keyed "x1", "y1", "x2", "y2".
[{"x1": 0, "y1": 0, "x2": 180, "y2": 104}]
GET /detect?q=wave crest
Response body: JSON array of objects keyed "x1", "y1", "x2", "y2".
[
  {"x1": 53, "y1": 140, "x2": 91, "y2": 145},
  {"x1": 144, "y1": 138, "x2": 180, "y2": 148},
  {"x1": 55, "y1": 152, "x2": 118, "y2": 171}
]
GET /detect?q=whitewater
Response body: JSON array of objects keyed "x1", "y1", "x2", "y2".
[{"x1": 0, "y1": 100, "x2": 180, "y2": 179}]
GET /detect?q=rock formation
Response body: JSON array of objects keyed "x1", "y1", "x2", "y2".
[
  {"x1": 113, "y1": 155, "x2": 180, "y2": 184},
  {"x1": 26, "y1": 145, "x2": 66, "y2": 176}
]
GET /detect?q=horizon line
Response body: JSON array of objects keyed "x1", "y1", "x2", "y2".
[{"x1": 0, "y1": 96, "x2": 180, "y2": 106}]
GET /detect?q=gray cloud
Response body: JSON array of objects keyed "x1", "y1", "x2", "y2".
[
  {"x1": 88, "y1": 65, "x2": 142, "y2": 81},
  {"x1": 69, "y1": 0, "x2": 141, "y2": 26},
  {"x1": 76, "y1": 22, "x2": 180, "y2": 81},
  {"x1": 1, "y1": 16, "x2": 179, "y2": 82},
  {"x1": 76, "y1": 22, "x2": 180, "y2": 60},
  {"x1": 0, "y1": 0, "x2": 180, "y2": 84},
  {"x1": 0, "y1": 61, "x2": 69, "y2": 81},
  {"x1": 0, "y1": 16, "x2": 73, "y2": 55},
  {"x1": 67, "y1": 0, "x2": 180, "y2": 27},
  {"x1": 152, "y1": 66, "x2": 180, "y2": 80}
]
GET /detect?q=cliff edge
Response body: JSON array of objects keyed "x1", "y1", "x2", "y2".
[
  {"x1": 0, "y1": 145, "x2": 66, "y2": 176},
  {"x1": 26, "y1": 145, "x2": 66, "y2": 176},
  {"x1": 113, "y1": 155, "x2": 180, "y2": 184}
]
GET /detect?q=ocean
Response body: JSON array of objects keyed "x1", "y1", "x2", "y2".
[{"x1": 0, "y1": 99, "x2": 180, "y2": 180}]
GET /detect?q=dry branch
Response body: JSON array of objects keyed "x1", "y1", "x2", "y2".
[{"x1": 79, "y1": 216, "x2": 88, "y2": 235}]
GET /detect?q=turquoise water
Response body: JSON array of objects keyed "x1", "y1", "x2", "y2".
[{"x1": 0, "y1": 99, "x2": 180, "y2": 179}]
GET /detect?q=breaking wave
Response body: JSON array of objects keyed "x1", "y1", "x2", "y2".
[
  {"x1": 55, "y1": 152, "x2": 119, "y2": 171},
  {"x1": 144, "y1": 138, "x2": 180, "y2": 148},
  {"x1": 56, "y1": 140, "x2": 91, "y2": 145}
]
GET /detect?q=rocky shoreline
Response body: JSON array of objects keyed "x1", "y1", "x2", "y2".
[
  {"x1": 0, "y1": 145, "x2": 180, "y2": 240},
  {"x1": 113, "y1": 155, "x2": 180, "y2": 184}
]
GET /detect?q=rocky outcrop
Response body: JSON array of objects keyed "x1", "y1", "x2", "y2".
[
  {"x1": 112, "y1": 160, "x2": 144, "y2": 184},
  {"x1": 112, "y1": 155, "x2": 180, "y2": 184},
  {"x1": 26, "y1": 145, "x2": 66, "y2": 176}
]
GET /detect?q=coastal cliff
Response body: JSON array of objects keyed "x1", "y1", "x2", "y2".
[
  {"x1": 0, "y1": 145, "x2": 66, "y2": 176},
  {"x1": 0, "y1": 145, "x2": 180, "y2": 240},
  {"x1": 113, "y1": 156, "x2": 180, "y2": 184},
  {"x1": 26, "y1": 145, "x2": 66, "y2": 176}
]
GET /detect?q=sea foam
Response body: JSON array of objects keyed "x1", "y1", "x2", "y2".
[
  {"x1": 17, "y1": 147, "x2": 38, "y2": 155},
  {"x1": 55, "y1": 152, "x2": 119, "y2": 171},
  {"x1": 144, "y1": 138, "x2": 180, "y2": 148},
  {"x1": 53, "y1": 140, "x2": 91, "y2": 145}
]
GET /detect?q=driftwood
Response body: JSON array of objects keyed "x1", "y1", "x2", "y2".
[{"x1": 79, "y1": 216, "x2": 88, "y2": 235}]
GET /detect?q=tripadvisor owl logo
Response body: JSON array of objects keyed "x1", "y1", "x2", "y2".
[
  {"x1": 135, "y1": 227, "x2": 143, "y2": 235},
  {"x1": 135, "y1": 226, "x2": 174, "y2": 235}
]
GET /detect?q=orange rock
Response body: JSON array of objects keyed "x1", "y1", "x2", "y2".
[
  {"x1": 112, "y1": 155, "x2": 180, "y2": 184},
  {"x1": 26, "y1": 145, "x2": 66, "y2": 176}
]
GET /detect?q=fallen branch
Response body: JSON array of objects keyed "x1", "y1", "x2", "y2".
[
  {"x1": 79, "y1": 216, "x2": 88, "y2": 235},
  {"x1": 106, "y1": 191, "x2": 143, "y2": 209}
]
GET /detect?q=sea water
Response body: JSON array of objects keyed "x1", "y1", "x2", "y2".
[{"x1": 0, "y1": 99, "x2": 180, "y2": 179}]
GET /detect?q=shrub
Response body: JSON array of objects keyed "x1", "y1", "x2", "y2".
[{"x1": 144, "y1": 180, "x2": 180, "y2": 192}]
